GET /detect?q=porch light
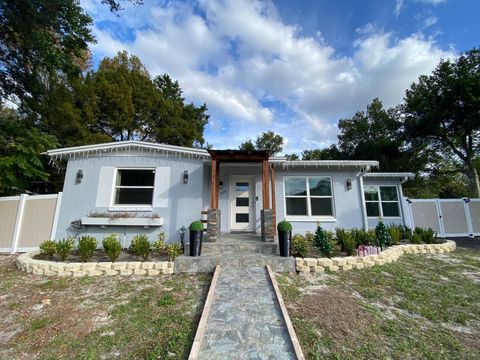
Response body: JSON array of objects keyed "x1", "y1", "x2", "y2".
[
  {"x1": 346, "y1": 178, "x2": 352, "y2": 190},
  {"x1": 76, "y1": 170, "x2": 83, "y2": 184},
  {"x1": 183, "y1": 170, "x2": 188, "y2": 183}
]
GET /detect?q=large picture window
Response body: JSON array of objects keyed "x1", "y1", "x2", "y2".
[
  {"x1": 113, "y1": 169, "x2": 155, "y2": 206},
  {"x1": 364, "y1": 185, "x2": 400, "y2": 217},
  {"x1": 284, "y1": 176, "x2": 334, "y2": 217}
]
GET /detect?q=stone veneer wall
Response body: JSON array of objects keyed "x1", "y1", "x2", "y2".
[
  {"x1": 295, "y1": 240, "x2": 457, "y2": 273},
  {"x1": 16, "y1": 251, "x2": 174, "y2": 277}
]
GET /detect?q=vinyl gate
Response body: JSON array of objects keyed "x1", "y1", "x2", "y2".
[{"x1": 407, "y1": 198, "x2": 480, "y2": 238}]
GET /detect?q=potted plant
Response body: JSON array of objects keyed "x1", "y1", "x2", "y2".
[
  {"x1": 189, "y1": 220, "x2": 204, "y2": 256},
  {"x1": 277, "y1": 220, "x2": 292, "y2": 257}
]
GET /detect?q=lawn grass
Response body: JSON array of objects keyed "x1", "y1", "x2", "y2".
[
  {"x1": 0, "y1": 255, "x2": 210, "y2": 359},
  {"x1": 277, "y1": 248, "x2": 480, "y2": 360}
]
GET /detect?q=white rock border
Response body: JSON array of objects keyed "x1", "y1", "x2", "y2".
[
  {"x1": 16, "y1": 250, "x2": 174, "y2": 277},
  {"x1": 295, "y1": 240, "x2": 457, "y2": 273}
]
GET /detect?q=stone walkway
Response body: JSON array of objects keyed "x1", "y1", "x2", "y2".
[{"x1": 197, "y1": 266, "x2": 296, "y2": 360}]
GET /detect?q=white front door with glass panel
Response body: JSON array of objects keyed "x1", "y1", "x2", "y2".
[{"x1": 230, "y1": 177, "x2": 255, "y2": 231}]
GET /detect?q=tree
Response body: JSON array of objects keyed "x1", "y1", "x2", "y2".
[
  {"x1": 238, "y1": 131, "x2": 284, "y2": 155},
  {"x1": 0, "y1": 0, "x2": 93, "y2": 104},
  {"x1": 403, "y1": 49, "x2": 480, "y2": 196},
  {"x1": 301, "y1": 145, "x2": 343, "y2": 160},
  {"x1": 0, "y1": 107, "x2": 58, "y2": 195}
]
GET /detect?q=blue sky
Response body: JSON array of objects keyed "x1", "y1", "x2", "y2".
[{"x1": 81, "y1": 0, "x2": 479, "y2": 155}]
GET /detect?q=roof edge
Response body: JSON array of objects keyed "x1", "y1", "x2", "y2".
[{"x1": 270, "y1": 160, "x2": 379, "y2": 167}]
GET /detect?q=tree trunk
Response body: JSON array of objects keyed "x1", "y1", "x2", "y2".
[{"x1": 466, "y1": 162, "x2": 480, "y2": 198}]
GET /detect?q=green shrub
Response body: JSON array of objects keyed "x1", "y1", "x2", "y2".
[
  {"x1": 388, "y1": 225, "x2": 402, "y2": 245},
  {"x1": 313, "y1": 225, "x2": 334, "y2": 258},
  {"x1": 77, "y1": 236, "x2": 97, "y2": 262},
  {"x1": 55, "y1": 238, "x2": 74, "y2": 261},
  {"x1": 153, "y1": 232, "x2": 166, "y2": 253},
  {"x1": 130, "y1": 234, "x2": 152, "y2": 260},
  {"x1": 375, "y1": 221, "x2": 391, "y2": 249},
  {"x1": 367, "y1": 229, "x2": 377, "y2": 245},
  {"x1": 414, "y1": 227, "x2": 436, "y2": 244},
  {"x1": 277, "y1": 220, "x2": 292, "y2": 232},
  {"x1": 291, "y1": 234, "x2": 309, "y2": 258},
  {"x1": 410, "y1": 232, "x2": 422, "y2": 244},
  {"x1": 39, "y1": 240, "x2": 56, "y2": 259},
  {"x1": 305, "y1": 231, "x2": 315, "y2": 244},
  {"x1": 335, "y1": 228, "x2": 356, "y2": 256},
  {"x1": 189, "y1": 221, "x2": 204, "y2": 232},
  {"x1": 102, "y1": 234, "x2": 122, "y2": 262},
  {"x1": 351, "y1": 228, "x2": 369, "y2": 247},
  {"x1": 165, "y1": 243, "x2": 183, "y2": 261}
]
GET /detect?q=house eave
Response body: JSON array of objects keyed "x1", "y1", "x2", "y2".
[
  {"x1": 363, "y1": 172, "x2": 415, "y2": 179},
  {"x1": 270, "y1": 160, "x2": 379, "y2": 169}
]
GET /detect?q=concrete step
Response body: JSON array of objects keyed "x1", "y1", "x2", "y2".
[
  {"x1": 174, "y1": 254, "x2": 295, "y2": 273},
  {"x1": 184, "y1": 241, "x2": 279, "y2": 255}
]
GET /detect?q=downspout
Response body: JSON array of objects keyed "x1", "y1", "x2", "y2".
[{"x1": 357, "y1": 166, "x2": 371, "y2": 231}]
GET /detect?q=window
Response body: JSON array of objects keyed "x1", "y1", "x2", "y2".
[
  {"x1": 284, "y1": 176, "x2": 334, "y2": 217},
  {"x1": 364, "y1": 185, "x2": 400, "y2": 217},
  {"x1": 113, "y1": 169, "x2": 155, "y2": 206}
]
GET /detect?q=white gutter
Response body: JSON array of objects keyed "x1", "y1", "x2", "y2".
[{"x1": 357, "y1": 166, "x2": 371, "y2": 231}]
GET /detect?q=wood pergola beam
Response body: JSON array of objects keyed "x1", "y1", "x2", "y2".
[
  {"x1": 262, "y1": 159, "x2": 270, "y2": 209},
  {"x1": 210, "y1": 159, "x2": 217, "y2": 209}
]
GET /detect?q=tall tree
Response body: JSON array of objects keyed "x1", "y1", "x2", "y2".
[
  {"x1": 301, "y1": 145, "x2": 343, "y2": 160},
  {"x1": 403, "y1": 49, "x2": 480, "y2": 196},
  {"x1": 239, "y1": 131, "x2": 284, "y2": 155}
]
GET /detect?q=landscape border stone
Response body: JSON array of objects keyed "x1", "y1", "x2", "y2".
[
  {"x1": 294, "y1": 240, "x2": 457, "y2": 274},
  {"x1": 16, "y1": 250, "x2": 174, "y2": 277}
]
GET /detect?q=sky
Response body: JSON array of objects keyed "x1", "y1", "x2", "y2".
[{"x1": 81, "y1": 0, "x2": 479, "y2": 155}]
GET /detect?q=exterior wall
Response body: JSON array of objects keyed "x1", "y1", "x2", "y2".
[
  {"x1": 55, "y1": 153, "x2": 205, "y2": 246},
  {"x1": 0, "y1": 198, "x2": 19, "y2": 250},
  {"x1": 363, "y1": 178, "x2": 406, "y2": 228},
  {"x1": 274, "y1": 167, "x2": 364, "y2": 234}
]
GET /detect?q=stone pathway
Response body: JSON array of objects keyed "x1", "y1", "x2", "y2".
[{"x1": 197, "y1": 266, "x2": 296, "y2": 360}]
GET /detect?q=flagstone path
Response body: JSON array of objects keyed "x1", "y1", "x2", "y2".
[{"x1": 196, "y1": 266, "x2": 296, "y2": 359}]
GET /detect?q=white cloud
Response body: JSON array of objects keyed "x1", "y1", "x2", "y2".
[{"x1": 84, "y1": 0, "x2": 454, "y2": 154}]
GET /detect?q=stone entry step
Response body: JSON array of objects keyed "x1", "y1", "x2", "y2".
[
  {"x1": 174, "y1": 254, "x2": 295, "y2": 273},
  {"x1": 184, "y1": 241, "x2": 279, "y2": 256}
]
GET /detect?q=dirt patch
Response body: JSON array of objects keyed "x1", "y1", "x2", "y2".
[{"x1": 289, "y1": 287, "x2": 374, "y2": 342}]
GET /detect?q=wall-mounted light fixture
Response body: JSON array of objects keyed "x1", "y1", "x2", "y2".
[
  {"x1": 76, "y1": 170, "x2": 84, "y2": 184},
  {"x1": 183, "y1": 170, "x2": 189, "y2": 184},
  {"x1": 346, "y1": 178, "x2": 352, "y2": 190}
]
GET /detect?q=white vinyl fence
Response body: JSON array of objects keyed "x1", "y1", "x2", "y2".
[
  {"x1": 0, "y1": 193, "x2": 62, "y2": 253},
  {"x1": 406, "y1": 198, "x2": 480, "y2": 238}
]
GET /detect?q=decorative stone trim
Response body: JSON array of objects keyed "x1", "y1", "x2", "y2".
[
  {"x1": 16, "y1": 250, "x2": 174, "y2": 277},
  {"x1": 295, "y1": 240, "x2": 457, "y2": 274}
]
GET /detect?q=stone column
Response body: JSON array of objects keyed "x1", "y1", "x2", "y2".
[
  {"x1": 261, "y1": 209, "x2": 274, "y2": 242},
  {"x1": 206, "y1": 209, "x2": 221, "y2": 242}
]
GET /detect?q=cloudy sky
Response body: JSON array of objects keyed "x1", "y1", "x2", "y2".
[{"x1": 81, "y1": 0, "x2": 479, "y2": 155}]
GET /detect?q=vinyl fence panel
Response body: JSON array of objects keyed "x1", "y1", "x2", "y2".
[{"x1": 0, "y1": 198, "x2": 20, "y2": 252}]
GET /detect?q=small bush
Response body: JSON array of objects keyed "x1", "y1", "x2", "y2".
[
  {"x1": 55, "y1": 238, "x2": 75, "y2": 261},
  {"x1": 313, "y1": 225, "x2": 334, "y2": 258},
  {"x1": 189, "y1": 221, "x2": 204, "y2": 232},
  {"x1": 335, "y1": 228, "x2": 356, "y2": 256},
  {"x1": 277, "y1": 220, "x2": 292, "y2": 232},
  {"x1": 402, "y1": 226, "x2": 413, "y2": 241},
  {"x1": 414, "y1": 227, "x2": 436, "y2": 244},
  {"x1": 102, "y1": 234, "x2": 122, "y2": 262},
  {"x1": 165, "y1": 243, "x2": 183, "y2": 261},
  {"x1": 39, "y1": 240, "x2": 56, "y2": 259},
  {"x1": 153, "y1": 232, "x2": 166, "y2": 253},
  {"x1": 291, "y1": 234, "x2": 309, "y2": 258},
  {"x1": 130, "y1": 234, "x2": 152, "y2": 260},
  {"x1": 351, "y1": 228, "x2": 369, "y2": 247},
  {"x1": 388, "y1": 225, "x2": 402, "y2": 245},
  {"x1": 410, "y1": 232, "x2": 422, "y2": 244},
  {"x1": 375, "y1": 221, "x2": 391, "y2": 249},
  {"x1": 77, "y1": 236, "x2": 97, "y2": 262},
  {"x1": 305, "y1": 231, "x2": 315, "y2": 244}
]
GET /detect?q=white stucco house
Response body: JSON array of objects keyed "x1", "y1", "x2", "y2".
[{"x1": 46, "y1": 141, "x2": 414, "y2": 245}]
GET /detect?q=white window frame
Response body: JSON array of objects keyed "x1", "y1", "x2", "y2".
[
  {"x1": 110, "y1": 168, "x2": 156, "y2": 210},
  {"x1": 283, "y1": 176, "x2": 336, "y2": 221},
  {"x1": 364, "y1": 185, "x2": 401, "y2": 219}
]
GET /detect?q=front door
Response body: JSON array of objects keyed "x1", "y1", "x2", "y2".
[{"x1": 230, "y1": 176, "x2": 255, "y2": 231}]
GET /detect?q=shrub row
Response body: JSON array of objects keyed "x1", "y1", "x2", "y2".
[{"x1": 39, "y1": 233, "x2": 183, "y2": 262}]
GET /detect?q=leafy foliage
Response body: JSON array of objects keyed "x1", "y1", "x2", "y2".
[
  {"x1": 277, "y1": 220, "x2": 292, "y2": 232},
  {"x1": 313, "y1": 225, "x2": 334, "y2": 258},
  {"x1": 375, "y1": 222, "x2": 391, "y2": 249},
  {"x1": 387, "y1": 225, "x2": 403, "y2": 245},
  {"x1": 351, "y1": 228, "x2": 371, "y2": 247},
  {"x1": 165, "y1": 243, "x2": 183, "y2": 261},
  {"x1": 39, "y1": 240, "x2": 56, "y2": 259},
  {"x1": 189, "y1": 221, "x2": 204, "y2": 232},
  {"x1": 153, "y1": 232, "x2": 166, "y2": 253},
  {"x1": 291, "y1": 234, "x2": 309, "y2": 258},
  {"x1": 130, "y1": 234, "x2": 152, "y2": 260},
  {"x1": 239, "y1": 130, "x2": 284, "y2": 155},
  {"x1": 414, "y1": 227, "x2": 436, "y2": 244},
  {"x1": 102, "y1": 234, "x2": 122, "y2": 262},
  {"x1": 78, "y1": 236, "x2": 97, "y2": 262},
  {"x1": 335, "y1": 228, "x2": 356, "y2": 255},
  {"x1": 55, "y1": 238, "x2": 75, "y2": 261}
]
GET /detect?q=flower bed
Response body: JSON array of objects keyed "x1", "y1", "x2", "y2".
[
  {"x1": 295, "y1": 240, "x2": 456, "y2": 273},
  {"x1": 16, "y1": 250, "x2": 174, "y2": 277}
]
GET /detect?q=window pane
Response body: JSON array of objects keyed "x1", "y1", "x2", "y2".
[
  {"x1": 285, "y1": 178, "x2": 307, "y2": 196},
  {"x1": 115, "y1": 188, "x2": 153, "y2": 205},
  {"x1": 380, "y1": 186, "x2": 398, "y2": 201},
  {"x1": 309, "y1": 177, "x2": 332, "y2": 196},
  {"x1": 310, "y1": 198, "x2": 333, "y2": 216},
  {"x1": 382, "y1": 202, "x2": 400, "y2": 217},
  {"x1": 236, "y1": 214, "x2": 249, "y2": 223},
  {"x1": 366, "y1": 202, "x2": 380, "y2": 217},
  {"x1": 236, "y1": 182, "x2": 249, "y2": 192},
  {"x1": 116, "y1": 169, "x2": 155, "y2": 187},
  {"x1": 236, "y1": 197, "x2": 249, "y2": 207},
  {"x1": 286, "y1": 198, "x2": 308, "y2": 216},
  {"x1": 364, "y1": 186, "x2": 379, "y2": 201}
]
